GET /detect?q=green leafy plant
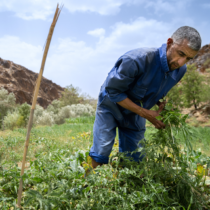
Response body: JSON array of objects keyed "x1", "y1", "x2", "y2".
[
  {"x1": 0, "y1": 87, "x2": 16, "y2": 128},
  {"x1": 0, "y1": 103, "x2": 210, "y2": 209},
  {"x1": 18, "y1": 102, "x2": 31, "y2": 127}
]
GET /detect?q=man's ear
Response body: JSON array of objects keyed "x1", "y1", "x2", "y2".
[
  {"x1": 166, "y1": 38, "x2": 173, "y2": 50},
  {"x1": 167, "y1": 38, "x2": 174, "y2": 46}
]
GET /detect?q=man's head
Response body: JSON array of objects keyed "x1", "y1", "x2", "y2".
[{"x1": 166, "y1": 26, "x2": 201, "y2": 71}]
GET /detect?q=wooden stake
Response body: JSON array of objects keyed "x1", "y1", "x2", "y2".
[{"x1": 17, "y1": 4, "x2": 63, "y2": 207}]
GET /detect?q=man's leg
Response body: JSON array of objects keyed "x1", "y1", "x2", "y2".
[
  {"x1": 118, "y1": 114, "x2": 146, "y2": 162},
  {"x1": 89, "y1": 106, "x2": 118, "y2": 168}
]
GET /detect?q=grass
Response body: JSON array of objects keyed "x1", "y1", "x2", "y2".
[
  {"x1": 0, "y1": 122, "x2": 93, "y2": 165},
  {"x1": 1, "y1": 117, "x2": 210, "y2": 165}
]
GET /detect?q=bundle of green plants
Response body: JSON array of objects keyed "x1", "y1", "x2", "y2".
[{"x1": 0, "y1": 102, "x2": 210, "y2": 209}]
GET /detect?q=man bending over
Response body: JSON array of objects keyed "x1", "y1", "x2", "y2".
[{"x1": 89, "y1": 26, "x2": 202, "y2": 168}]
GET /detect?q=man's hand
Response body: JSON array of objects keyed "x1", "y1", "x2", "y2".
[
  {"x1": 145, "y1": 103, "x2": 165, "y2": 129},
  {"x1": 156, "y1": 101, "x2": 166, "y2": 109},
  {"x1": 117, "y1": 98, "x2": 166, "y2": 129}
]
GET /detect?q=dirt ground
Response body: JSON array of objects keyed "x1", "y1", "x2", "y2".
[{"x1": 183, "y1": 103, "x2": 210, "y2": 127}]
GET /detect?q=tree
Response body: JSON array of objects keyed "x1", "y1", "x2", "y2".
[
  {"x1": 59, "y1": 84, "x2": 84, "y2": 106},
  {"x1": 182, "y1": 64, "x2": 207, "y2": 110}
]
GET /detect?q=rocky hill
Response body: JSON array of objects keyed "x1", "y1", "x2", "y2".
[
  {"x1": 0, "y1": 58, "x2": 64, "y2": 108},
  {"x1": 188, "y1": 43, "x2": 210, "y2": 72}
]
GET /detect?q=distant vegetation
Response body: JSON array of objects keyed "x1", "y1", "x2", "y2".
[
  {"x1": 0, "y1": 84, "x2": 96, "y2": 130},
  {"x1": 167, "y1": 64, "x2": 210, "y2": 110},
  {"x1": 1, "y1": 65, "x2": 210, "y2": 131}
]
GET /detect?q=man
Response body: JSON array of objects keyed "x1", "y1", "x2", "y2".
[{"x1": 89, "y1": 26, "x2": 201, "y2": 168}]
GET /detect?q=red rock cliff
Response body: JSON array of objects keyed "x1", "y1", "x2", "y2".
[{"x1": 0, "y1": 58, "x2": 64, "y2": 108}]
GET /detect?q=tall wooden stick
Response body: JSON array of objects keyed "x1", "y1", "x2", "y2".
[{"x1": 17, "y1": 4, "x2": 62, "y2": 207}]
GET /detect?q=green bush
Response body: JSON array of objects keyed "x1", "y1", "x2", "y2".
[
  {"x1": 16, "y1": 115, "x2": 25, "y2": 127},
  {"x1": 33, "y1": 105, "x2": 44, "y2": 125},
  {"x1": 35, "y1": 111, "x2": 55, "y2": 126},
  {"x1": 18, "y1": 102, "x2": 31, "y2": 127},
  {"x1": 46, "y1": 99, "x2": 62, "y2": 114},
  {"x1": 0, "y1": 87, "x2": 16, "y2": 128},
  {"x1": 3, "y1": 111, "x2": 20, "y2": 130}
]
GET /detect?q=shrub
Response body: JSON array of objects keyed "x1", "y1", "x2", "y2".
[
  {"x1": 46, "y1": 100, "x2": 62, "y2": 114},
  {"x1": 35, "y1": 111, "x2": 54, "y2": 126},
  {"x1": 54, "y1": 104, "x2": 95, "y2": 125},
  {"x1": 18, "y1": 102, "x2": 31, "y2": 127},
  {"x1": 16, "y1": 116, "x2": 25, "y2": 127},
  {"x1": 54, "y1": 106, "x2": 76, "y2": 125},
  {"x1": 3, "y1": 111, "x2": 20, "y2": 130},
  {"x1": 70, "y1": 104, "x2": 95, "y2": 117},
  {"x1": 0, "y1": 87, "x2": 16, "y2": 127},
  {"x1": 33, "y1": 105, "x2": 44, "y2": 124}
]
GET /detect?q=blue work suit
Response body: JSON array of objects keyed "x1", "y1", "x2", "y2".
[{"x1": 89, "y1": 43, "x2": 186, "y2": 164}]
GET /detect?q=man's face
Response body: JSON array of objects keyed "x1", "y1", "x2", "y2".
[{"x1": 166, "y1": 38, "x2": 198, "y2": 71}]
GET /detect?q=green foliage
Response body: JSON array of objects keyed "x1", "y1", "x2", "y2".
[
  {"x1": 0, "y1": 87, "x2": 16, "y2": 128},
  {"x1": 35, "y1": 111, "x2": 55, "y2": 126},
  {"x1": 18, "y1": 102, "x2": 31, "y2": 127},
  {"x1": 0, "y1": 104, "x2": 210, "y2": 209},
  {"x1": 182, "y1": 64, "x2": 208, "y2": 110},
  {"x1": 59, "y1": 84, "x2": 84, "y2": 106},
  {"x1": 16, "y1": 116, "x2": 25, "y2": 127},
  {"x1": 59, "y1": 84, "x2": 97, "y2": 108},
  {"x1": 3, "y1": 111, "x2": 20, "y2": 130},
  {"x1": 46, "y1": 100, "x2": 62, "y2": 115},
  {"x1": 167, "y1": 84, "x2": 183, "y2": 108},
  {"x1": 65, "y1": 116, "x2": 95, "y2": 124}
]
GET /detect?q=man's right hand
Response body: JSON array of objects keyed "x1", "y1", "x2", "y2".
[
  {"x1": 144, "y1": 104, "x2": 165, "y2": 129},
  {"x1": 117, "y1": 97, "x2": 166, "y2": 129}
]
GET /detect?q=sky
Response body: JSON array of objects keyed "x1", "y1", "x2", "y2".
[{"x1": 0, "y1": 0, "x2": 209, "y2": 98}]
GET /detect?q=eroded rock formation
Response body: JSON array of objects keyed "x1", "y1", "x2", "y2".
[
  {"x1": 188, "y1": 43, "x2": 210, "y2": 72},
  {"x1": 0, "y1": 58, "x2": 64, "y2": 108}
]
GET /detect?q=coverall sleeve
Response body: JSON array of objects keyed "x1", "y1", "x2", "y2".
[{"x1": 105, "y1": 55, "x2": 143, "y2": 103}]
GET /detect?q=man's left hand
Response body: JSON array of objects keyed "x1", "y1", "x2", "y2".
[{"x1": 156, "y1": 101, "x2": 166, "y2": 109}]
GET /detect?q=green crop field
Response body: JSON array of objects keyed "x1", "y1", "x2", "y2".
[{"x1": 1, "y1": 112, "x2": 210, "y2": 209}]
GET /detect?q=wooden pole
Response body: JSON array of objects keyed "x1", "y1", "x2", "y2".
[{"x1": 17, "y1": 4, "x2": 63, "y2": 207}]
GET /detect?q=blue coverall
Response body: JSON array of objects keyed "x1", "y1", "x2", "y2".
[{"x1": 89, "y1": 43, "x2": 187, "y2": 164}]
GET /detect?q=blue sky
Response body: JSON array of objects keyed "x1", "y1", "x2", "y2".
[{"x1": 0, "y1": 0, "x2": 209, "y2": 98}]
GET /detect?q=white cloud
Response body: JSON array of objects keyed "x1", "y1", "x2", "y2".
[
  {"x1": 0, "y1": 0, "x2": 140, "y2": 20},
  {"x1": 0, "y1": 17, "x2": 174, "y2": 97},
  {"x1": 0, "y1": 36, "x2": 42, "y2": 71},
  {"x1": 0, "y1": 0, "x2": 188, "y2": 20},
  {"x1": 145, "y1": 0, "x2": 189, "y2": 14},
  {"x1": 0, "y1": 0, "x2": 54, "y2": 20},
  {"x1": 87, "y1": 28, "x2": 105, "y2": 38}
]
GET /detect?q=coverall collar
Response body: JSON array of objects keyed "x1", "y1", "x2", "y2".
[{"x1": 159, "y1": 43, "x2": 170, "y2": 73}]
